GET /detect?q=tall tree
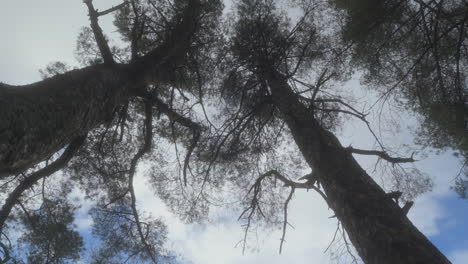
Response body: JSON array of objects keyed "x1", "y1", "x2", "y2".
[
  {"x1": 193, "y1": 0, "x2": 451, "y2": 263},
  {"x1": 0, "y1": 0, "x2": 222, "y2": 262},
  {"x1": 0, "y1": 0, "x2": 456, "y2": 263}
]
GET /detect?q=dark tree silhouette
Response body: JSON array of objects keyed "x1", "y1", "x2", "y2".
[
  {"x1": 0, "y1": 0, "x2": 222, "y2": 262},
  {"x1": 0, "y1": 0, "x2": 457, "y2": 263},
  {"x1": 194, "y1": 0, "x2": 451, "y2": 263},
  {"x1": 332, "y1": 0, "x2": 468, "y2": 196}
]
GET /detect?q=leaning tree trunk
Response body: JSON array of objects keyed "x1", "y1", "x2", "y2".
[
  {"x1": 266, "y1": 71, "x2": 451, "y2": 264},
  {"x1": 0, "y1": 0, "x2": 202, "y2": 177},
  {"x1": 0, "y1": 65, "x2": 130, "y2": 177}
]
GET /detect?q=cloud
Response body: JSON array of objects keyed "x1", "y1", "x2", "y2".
[
  {"x1": 408, "y1": 194, "x2": 447, "y2": 236},
  {"x1": 75, "y1": 216, "x2": 94, "y2": 232},
  {"x1": 2, "y1": 1, "x2": 463, "y2": 263},
  {"x1": 450, "y1": 249, "x2": 468, "y2": 264},
  {"x1": 133, "y1": 170, "x2": 342, "y2": 264}
]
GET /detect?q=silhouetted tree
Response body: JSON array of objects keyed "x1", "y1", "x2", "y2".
[
  {"x1": 194, "y1": 0, "x2": 450, "y2": 263},
  {"x1": 0, "y1": 0, "x2": 456, "y2": 263},
  {"x1": 332, "y1": 0, "x2": 468, "y2": 196}
]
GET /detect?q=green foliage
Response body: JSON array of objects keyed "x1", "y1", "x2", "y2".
[
  {"x1": 0, "y1": 1, "x2": 459, "y2": 263},
  {"x1": 19, "y1": 198, "x2": 83, "y2": 264},
  {"x1": 333, "y1": 0, "x2": 468, "y2": 196},
  {"x1": 453, "y1": 177, "x2": 468, "y2": 198},
  {"x1": 89, "y1": 203, "x2": 168, "y2": 264},
  {"x1": 39, "y1": 61, "x2": 71, "y2": 79},
  {"x1": 75, "y1": 27, "x2": 104, "y2": 66}
]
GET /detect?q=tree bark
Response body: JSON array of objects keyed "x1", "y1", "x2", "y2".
[
  {"x1": 266, "y1": 71, "x2": 451, "y2": 264},
  {"x1": 0, "y1": 65, "x2": 130, "y2": 176},
  {"x1": 0, "y1": 0, "x2": 202, "y2": 177}
]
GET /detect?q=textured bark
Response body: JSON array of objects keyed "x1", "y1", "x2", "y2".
[
  {"x1": 266, "y1": 71, "x2": 451, "y2": 264},
  {"x1": 0, "y1": 65, "x2": 130, "y2": 177},
  {"x1": 0, "y1": 0, "x2": 202, "y2": 177}
]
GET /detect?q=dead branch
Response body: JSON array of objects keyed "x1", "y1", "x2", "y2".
[
  {"x1": 324, "y1": 222, "x2": 340, "y2": 253},
  {"x1": 96, "y1": 1, "x2": 129, "y2": 17},
  {"x1": 346, "y1": 147, "x2": 416, "y2": 164},
  {"x1": 239, "y1": 169, "x2": 331, "y2": 254},
  {"x1": 279, "y1": 187, "x2": 295, "y2": 254}
]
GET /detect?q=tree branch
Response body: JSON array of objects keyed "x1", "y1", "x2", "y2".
[
  {"x1": 279, "y1": 187, "x2": 295, "y2": 254},
  {"x1": 96, "y1": 1, "x2": 129, "y2": 17},
  {"x1": 0, "y1": 242, "x2": 9, "y2": 264},
  {"x1": 240, "y1": 169, "x2": 329, "y2": 253},
  {"x1": 127, "y1": 100, "x2": 157, "y2": 263},
  {"x1": 139, "y1": 91, "x2": 202, "y2": 185},
  {"x1": 0, "y1": 0, "x2": 204, "y2": 176},
  {"x1": 83, "y1": 0, "x2": 116, "y2": 65},
  {"x1": 346, "y1": 147, "x2": 416, "y2": 164},
  {"x1": 0, "y1": 135, "x2": 86, "y2": 233}
]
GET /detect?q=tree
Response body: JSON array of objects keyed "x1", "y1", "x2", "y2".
[
  {"x1": 331, "y1": 0, "x2": 468, "y2": 196},
  {"x1": 0, "y1": 0, "x2": 455, "y2": 263},
  {"x1": 0, "y1": 0, "x2": 222, "y2": 262},
  {"x1": 194, "y1": 0, "x2": 449, "y2": 262}
]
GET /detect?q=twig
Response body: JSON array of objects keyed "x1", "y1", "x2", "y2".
[
  {"x1": 279, "y1": 187, "x2": 295, "y2": 254},
  {"x1": 324, "y1": 222, "x2": 340, "y2": 253},
  {"x1": 342, "y1": 225, "x2": 359, "y2": 264}
]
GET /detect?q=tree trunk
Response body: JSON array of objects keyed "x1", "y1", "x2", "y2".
[
  {"x1": 0, "y1": 0, "x2": 203, "y2": 177},
  {"x1": 266, "y1": 71, "x2": 451, "y2": 264},
  {"x1": 0, "y1": 65, "x2": 130, "y2": 176}
]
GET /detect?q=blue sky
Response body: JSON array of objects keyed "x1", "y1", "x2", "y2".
[
  {"x1": 1, "y1": 1, "x2": 467, "y2": 263},
  {"x1": 431, "y1": 196, "x2": 468, "y2": 253}
]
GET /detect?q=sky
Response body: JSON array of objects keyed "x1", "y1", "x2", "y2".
[{"x1": 0, "y1": 0, "x2": 467, "y2": 263}]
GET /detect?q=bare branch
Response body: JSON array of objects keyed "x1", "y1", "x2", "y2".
[
  {"x1": 279, "y1": 187, "x2": 295, "y2": 254},
  {"x1": 240, "y1": 169, "x2": 330, "y2": 254},
  {"x1": 324, "y1": 222, "x2": 340, "y2": 253},
  {"x1": 342, "y1": 226, "x2": 359, "y2": 264},
  {"x1": 96, "y1": 1, "x2": 129, "y2": 17},
  {"x1": 346, "y1": 147, "x2": 416, "y2": 164}
]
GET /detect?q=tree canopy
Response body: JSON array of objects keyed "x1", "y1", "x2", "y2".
[{"x1": 0, "y1": 0, "x2": 465, "y2": 263}]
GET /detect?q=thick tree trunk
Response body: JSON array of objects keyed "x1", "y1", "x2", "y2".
[
  {"x1": 266, "y1": 71, "x2": 451, "y2": 264},
  {"x1": 0, "y1": 0, "x2": 202, "y2": 177},
  {"x1": 0, "y1": 65, "x2": 130, "y2": 176}
]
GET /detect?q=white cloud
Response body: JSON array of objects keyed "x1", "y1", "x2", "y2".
[
  {"x1": 2, "y1": 1, "x2": 464, "y2": 263},
  {"x1": 133, "y1": 170, "x2": 342, "y2": 264},
  {"x1": 75, "y1": 216, "x2": 94, "y2": 232},
  {"x1": 408, "y1": 194, "x2": 446, "y2": 236},
  {"x1": 450, "y1": 249, "x2": 468, "y2": 264}
]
